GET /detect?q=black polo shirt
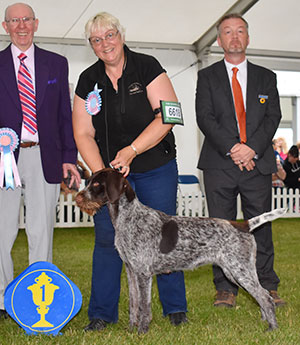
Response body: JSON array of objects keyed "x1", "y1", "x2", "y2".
[
  {"x1": 75, "y1": 45, "x2": 176, "y2": 173},
  {"x1": 283, "y1": 159, "x2": 300, "y2": 190}
]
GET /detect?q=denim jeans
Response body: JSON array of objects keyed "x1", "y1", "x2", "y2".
[{"x1": 88, "y1": 159, "x2": 187, "y2": 322}]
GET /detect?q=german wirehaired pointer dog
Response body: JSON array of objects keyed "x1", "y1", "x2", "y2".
[{"x1": 75, "y1": 168, "x2": 285, "y2": 333}]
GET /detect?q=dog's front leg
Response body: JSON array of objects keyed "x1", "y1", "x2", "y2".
[
  {"x1": 137, "y1": 273, "x2": 152, "y2": 334},
  {"x1": 125, "y1": 264, "x2": 139, "y2": 331}
]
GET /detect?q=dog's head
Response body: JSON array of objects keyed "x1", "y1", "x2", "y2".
[{"x1": 75, "y1": 168, "x2": 135, "y2": 216}]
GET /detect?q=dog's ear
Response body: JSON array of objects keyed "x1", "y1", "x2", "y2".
[
  {"x1": 124, "y1": 179, "x2": 135, "y2": 202},
  {"x1": 104, "y1": 170, "x2": 135, "y2": 203},
  {"x1": 105, "y1": 171, "x2": 125, "y2": 203}
]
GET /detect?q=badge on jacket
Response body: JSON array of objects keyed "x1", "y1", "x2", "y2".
[{"x1": 258, "y1": 94, "x2": 268, "y2": 104}]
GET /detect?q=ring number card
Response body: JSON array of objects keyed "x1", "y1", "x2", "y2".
[{"x1": 160, "y1": 101, "x2": 184, "y2": 125}]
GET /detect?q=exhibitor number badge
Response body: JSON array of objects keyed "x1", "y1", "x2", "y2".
[{"x1": 160, "y1": 101, "x2": 184, "y2": 125}]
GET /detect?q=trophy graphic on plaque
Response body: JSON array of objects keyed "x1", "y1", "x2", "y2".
[
  {"x1": 4, "y1": 262, "x2": 82, "y2": 335},
  {"x1": 27, "y1": 272, "x2": 59, "y2": 327}
]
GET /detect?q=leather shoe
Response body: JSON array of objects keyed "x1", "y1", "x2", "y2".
[
  {"x1": 84, "y1": 319, "x2": 107, "y2": 331},
  {"x1": 213, "y1": 290, "x2": 236, "y2": 308},
  {"x1": 168, "y1": 312, "x2": 188, "y2": 326},
  {"x1": 0, "y1": 309, "x2": 8, "y2": 320},
  {"x1": 269, "y1": 290, "x2": 286, "y2": 307}
]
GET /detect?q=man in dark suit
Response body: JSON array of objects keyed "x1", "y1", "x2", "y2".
[
  {"x1": 0, "y1": 3, "x2": 80, "y2": 319},
  {"x1": 196, "y1": 13, "x2": 285, "y2": 308}
]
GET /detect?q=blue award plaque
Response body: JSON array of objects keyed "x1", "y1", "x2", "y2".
[{"x1": 4, "y1": 261, "x2": 82, "y2": 335}]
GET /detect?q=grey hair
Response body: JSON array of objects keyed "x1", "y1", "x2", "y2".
[
  {"x1": 85, "y1": 12, "x2": 125, "y2": 41},
  {"x1": 216, "y1": 13, "x2": 248, "y2": 36},
  {"x1": 4, "y1": 2, "x2": 35, "y2": 21}
]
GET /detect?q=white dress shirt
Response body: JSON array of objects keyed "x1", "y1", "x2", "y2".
[{"x1": 224, "y1": 58, "x2": 247, "y2": 110}]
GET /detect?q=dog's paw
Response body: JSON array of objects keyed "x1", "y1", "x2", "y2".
[{"x1": 138, "y1": 323, "x2": 149, "y2": 334}]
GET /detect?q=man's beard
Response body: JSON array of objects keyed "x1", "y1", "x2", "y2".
[{"x1": 228, "y1": 41, "x2": 245, "y2": 53}]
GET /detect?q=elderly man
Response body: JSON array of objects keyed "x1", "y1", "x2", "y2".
[
  {"x1": 0, "y1": 2, "x2": 80, "y2": 319},
  {"x1": 196, "y1": 13, "x2": 285, "y2": 308}
]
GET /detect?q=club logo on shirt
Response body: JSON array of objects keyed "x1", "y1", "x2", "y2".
[{"x1": 128, "y1": 82, "x2": 143, "y2": 95}]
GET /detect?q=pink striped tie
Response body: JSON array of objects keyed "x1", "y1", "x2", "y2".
[{"x1": 17, "y1": 53, "x2": 37, "y2": 134}]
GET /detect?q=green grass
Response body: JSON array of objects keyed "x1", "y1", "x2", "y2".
[{"x1": 0, "y1": 219, "x2": 300, "y2": 345}]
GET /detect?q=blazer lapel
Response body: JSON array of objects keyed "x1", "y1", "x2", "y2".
[
  {"x1": 246, "y1": 61, "x2": 257, "y2": 122},
  {"x1": 0, "y1": 46, "x2": 21, "y2": 111},
  {"x1": 215, "y1": 60, "x2": 235, "y2": 108},
  {"x1": 34, "y1": 45, "x2": 49, "y2": 111}
]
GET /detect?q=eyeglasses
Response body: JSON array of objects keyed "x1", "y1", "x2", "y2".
[
  {"x1": 5, "y1": 17, "x2": 35, "y2": 26},
  {"x1": 89, "y1": 31, "x2": 119, "y2": 47}
]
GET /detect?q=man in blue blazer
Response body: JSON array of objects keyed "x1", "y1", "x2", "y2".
[
  {"x1": 196, "y1": 14, "x2": 285, "y2": 308},
  {"x1": 0, "y1": 3, "x2": 80, "y2": 319}
]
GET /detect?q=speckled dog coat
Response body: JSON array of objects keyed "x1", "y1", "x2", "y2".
[{"x1": 76, "y1": 168, "x2": 285, "y2": 333}]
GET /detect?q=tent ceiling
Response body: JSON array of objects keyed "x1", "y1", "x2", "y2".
[
  {"x1": 244, "y1": 0, "x2": 299, "y2": 52},
  {"x1": 1, "y1": 0, "x2": 300, "y2": 55}
]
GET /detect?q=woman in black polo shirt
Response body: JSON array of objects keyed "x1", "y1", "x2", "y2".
[{"x1": 73, "y1": 12, "x2": 187, "y2": 331}]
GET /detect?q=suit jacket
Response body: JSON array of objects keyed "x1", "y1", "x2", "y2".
[
  {"x1": 0, "y1": 44, "x2": 77, "y2": 183},
  {"x1": 196, "y1": 59, "x2": 282, "y2": 175}
]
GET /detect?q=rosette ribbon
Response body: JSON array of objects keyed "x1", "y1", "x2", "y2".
[
  {"x1": 85, "y1": 83, "x2": 102, "y2": 115},
  {"x1": 0, "y1": 128, "x2": 21, "y2": 190}
]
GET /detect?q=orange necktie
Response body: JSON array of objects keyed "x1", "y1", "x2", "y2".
[{"x1": 232, "y1": 67, "x2": 246, "y2": 143}]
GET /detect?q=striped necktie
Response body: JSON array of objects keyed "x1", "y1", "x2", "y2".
[
  {"x1": 17, "y1": 53, "x2": 37, "y2": 134},
  {"x1": 232, "y1": 67, "x2": 246, "y2": 143}
]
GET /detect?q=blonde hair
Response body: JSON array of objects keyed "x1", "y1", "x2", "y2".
[
  {"x1": 85, "y1": 12, "x2": 125, "y2": 41},
  {"x1": 276, "y1": 137, "x2": 288, "y2": 154}
]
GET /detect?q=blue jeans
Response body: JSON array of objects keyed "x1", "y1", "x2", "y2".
[{"x1": 88, "y1": 159, "x2": 187, "y2": 322}]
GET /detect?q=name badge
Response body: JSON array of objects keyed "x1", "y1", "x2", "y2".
[{"x1": 160, "y1": 101, "x2": 184, "y2": 125}]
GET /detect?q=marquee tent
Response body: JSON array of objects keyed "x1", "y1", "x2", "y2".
[
  {"x1": 1, "y1": 0, "x2": 299, "y2": 56},
  {"x1": 1, "y1": 0, "x2": 299, "y2": 180}
]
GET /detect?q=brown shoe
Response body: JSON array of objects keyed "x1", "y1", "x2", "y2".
[
  {"x1": 213, "y1": 290, "x2": 236, "y2": 308},
  {"x1": 269, "y1": 290, "x2": 286, "y2": 307}
]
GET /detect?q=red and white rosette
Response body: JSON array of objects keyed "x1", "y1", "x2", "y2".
[{"x1": 0, "y1": 128, "x2": 21, "y2": 189}]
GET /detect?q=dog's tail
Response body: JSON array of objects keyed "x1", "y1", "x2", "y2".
[{"x1": 248, "y1": 208, "x2": 286, "y2": 232}]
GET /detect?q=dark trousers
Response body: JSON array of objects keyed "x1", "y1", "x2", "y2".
[
  {"x1": 88, "y1": 159, "x2": 187, "y2": 322},
  {"x1": 203, "y1": 166, "x2": 280, "y2": 295}
]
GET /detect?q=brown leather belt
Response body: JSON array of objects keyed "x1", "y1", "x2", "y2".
[{"x1": 20, "y1": 141, "x2": 39, "y2": 148}]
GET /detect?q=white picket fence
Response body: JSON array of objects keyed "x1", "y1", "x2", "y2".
[
  {"x1": 18, "y1": 193, "x2": 94, "y2": 228},
  {"x1": 177, "y1": 187, "x2": 300, "y2": 219},
  {"x1": 18, "y1": 187, "x2": 300, "y2": 228}
]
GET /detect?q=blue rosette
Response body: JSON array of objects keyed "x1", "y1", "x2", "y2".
[
  {"x1": 85, "y1": 83, "x2": 102, "y2": 115},
  {"x1": 0, "y1": 127, "x2": 21, "y2": 189}
]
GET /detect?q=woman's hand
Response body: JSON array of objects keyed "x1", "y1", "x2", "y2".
[{"x1": 110, "y1": 145, "x2": 137, "y2": 177}]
